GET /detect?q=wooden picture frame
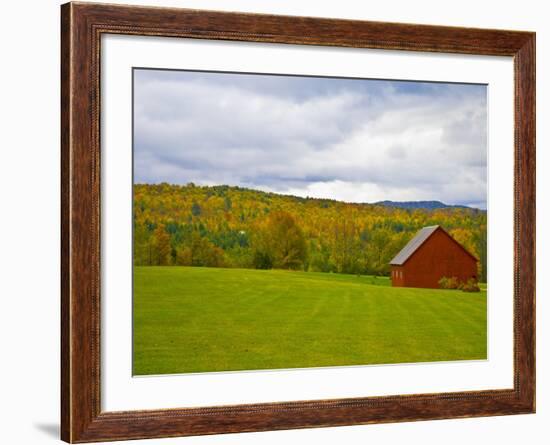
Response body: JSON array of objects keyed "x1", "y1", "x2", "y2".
[{"x1": 61, "y1": 2, "x2": 535, "y2": 442}]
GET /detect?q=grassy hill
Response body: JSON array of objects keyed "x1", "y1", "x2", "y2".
[
  {"x1": 133, "y1": 266, "x2": 487, "y2": 375},
  {"x1": 133, "y1": 183, "x2": 487, "y2": 279}
]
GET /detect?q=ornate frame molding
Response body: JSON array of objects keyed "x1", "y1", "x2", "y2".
[{"x1": 61, "y1": 2, "x2": 535, "y2": 442}]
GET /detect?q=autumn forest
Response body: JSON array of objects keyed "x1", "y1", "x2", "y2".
[{"x1": 133, "y1": 183, "x2": 487, "y2": 281}]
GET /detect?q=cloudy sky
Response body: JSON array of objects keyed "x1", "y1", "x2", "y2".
[{"x1": 134, "y1": 69, "x2": 487, "y2": 209}]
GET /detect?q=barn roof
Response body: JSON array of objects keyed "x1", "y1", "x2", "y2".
[{"x1": 389, "y1": 225, "x2": 441, "y2": 266}]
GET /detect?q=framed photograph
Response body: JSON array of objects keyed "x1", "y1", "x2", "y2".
[{"x1": 61, "y1": 2, "x2": 535, "y2": 442}]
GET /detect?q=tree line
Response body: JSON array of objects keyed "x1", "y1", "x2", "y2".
[{"x1": 133, "y1": 183, "x2": 487, "y2": 281}]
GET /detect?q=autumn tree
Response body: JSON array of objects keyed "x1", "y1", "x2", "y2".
[
  {"x1": 134, "y1": 223, "x2": 153, "y2": 266},
  {"x1": 151, "y1": 224, "x2": 171, "y2": 265},
  {"x1": 175, "y1": 232, "x2": 225, "y2": 267},
  {"x1": 329, "y1": 216, "x2": 361, "y2": 274},
  {"x1": 473, "y1": 226, "x2": 487, "y2": 282},
  {"x1": 253, "y1": 211, "x2": 307, "y2": 270}
]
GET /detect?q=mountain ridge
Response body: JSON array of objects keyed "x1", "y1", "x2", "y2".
[{"x1": 374, "y1": 200, "x2": 481, "y2": 211}]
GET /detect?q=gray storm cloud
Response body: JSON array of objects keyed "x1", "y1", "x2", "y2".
[{"x1": 134, "y1": 69, "x2": 487, "y2": 209}]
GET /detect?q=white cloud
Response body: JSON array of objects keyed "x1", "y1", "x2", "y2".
[{"x1": 134, "y1": 70, "x2": 487, "y2": 208}]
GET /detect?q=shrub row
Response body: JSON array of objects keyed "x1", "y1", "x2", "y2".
[{"x1": 438, "y1": 276, "x2": 480, "y2": 292}]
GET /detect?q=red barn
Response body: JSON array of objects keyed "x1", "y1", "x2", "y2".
[{"x1": 390, "y1": 225, "x2": 477, "y2": 289}]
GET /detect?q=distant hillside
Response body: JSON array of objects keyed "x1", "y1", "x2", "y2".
[
  {"x1": 375, "y1": 200, "x2": 478, "y2": 210},
  {"x1": 133, "y1": 183, "x2": 487, "y2": 280}
]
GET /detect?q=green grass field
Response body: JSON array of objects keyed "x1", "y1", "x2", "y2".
[{"x1": 133, "y1": 267, "x2": 487, "y2": 375}]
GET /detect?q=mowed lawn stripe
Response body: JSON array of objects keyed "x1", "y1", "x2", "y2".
[{"x1": 133, "y1": 267, "x2": 487, "y2": 375}]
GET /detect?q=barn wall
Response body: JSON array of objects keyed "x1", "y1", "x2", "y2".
[
  {"x1": 397, "y1": 229, "x2": 477, "y2": 289},
  {"x1": 390, "y1": 266, "x2": 405, "y2": 287}
]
